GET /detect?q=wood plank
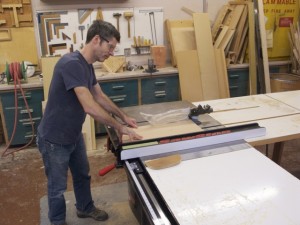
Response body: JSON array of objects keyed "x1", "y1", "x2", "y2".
[
  {"x1": 247, "y1": 1, "x2": 257, "y2": 95},
  {"x1": 40, "y1": 56, "x2": 60, "y2": 100},
  {"x1": 214, "y1": 25, "x2": 229, "y2": 48},
  {"x1": 122, "y1": 119, "x2": 202, "y2": 143},
  {"x1": 193, "y1": 13, "x2": 220, "y2": 100},
  {"x1": 257, "y1": 0, "x2": 271, "y2": 93},
  {"x1": 214, "y1": 48, "x2": 230, "y2": 98},
  {"x1": 176, "y1": 50, "x2": 204, "y2": 102}
]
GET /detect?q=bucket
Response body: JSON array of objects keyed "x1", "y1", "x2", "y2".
[{"x1": 270, "y1": 73, "x2": 300, "y2": 92}]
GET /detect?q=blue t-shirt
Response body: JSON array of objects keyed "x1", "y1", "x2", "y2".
[{"x1": 38, "y1": 51, "x2": 97, "y2": 144}]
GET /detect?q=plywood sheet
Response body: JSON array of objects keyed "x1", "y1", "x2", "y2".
[
  {"x1": 165, "y1": 19, "x2": 196, "y2": 66},
  {"x1": 122, "y1": 119, "x2": 202, "y2": 143},
  {"x1": 176, "y1": 50, "x2": 204, "y2": 102},
  {"x1": 266, "y1": 90, "x2": 300, "y2": 110},
  {"x1": 193, "y1": 13, "x2": 220, "y2": 100},
  {"x1": 195, "y1": 94, "x2": 299, "y2": 125}
]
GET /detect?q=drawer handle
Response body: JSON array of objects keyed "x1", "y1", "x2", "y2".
[
  {"x1": 22, "y1": 122, "x2": 35, "y2": 126},
  {"x1": 25, "y1": 134, "x2": 36, "y2": 139},
  {"x1": 155, "y1": 81, "x2": 166, "y2": 86},
  {"x1": 18, "y1": 95, "x2": 31, "y2": 100},
  {"x1": 229, "y1": 86, "x2": 238, "y2": 90},
  {"x1": 19, "y1": 117, "x2": 41, "y2": 122},
  {"x1": 112, "y1": 85, "x2": 125, "y2": 90},
  {"x1": 20, "y1": 109, "x2": 33, "y2": 114},
  {"x1": 112, "y1": 98, "x2": 125, "y2": 102},
  {"x1": 229, "y1": 74, "x2": 240, "y2": 79},
  {"x1": 155, "y1": 91, "x2": 166, "y2": 98}
]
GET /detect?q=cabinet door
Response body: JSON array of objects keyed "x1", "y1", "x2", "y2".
[
  {"x1": 100, "y1": 79, "x2": 138, "y2": 108},
  {"x1": 227, "y1": 69, "x2": 249, "y2": 97},
  {"x1": 141, "y1": 75, "x2": 179, "y2": 104},
  {"x1": 0, "y1": 88, "x2": 44, "y2": 146}
]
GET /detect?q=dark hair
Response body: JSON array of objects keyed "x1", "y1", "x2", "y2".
[{"x1": 86, "y1": 20, "x2": 120, "y2": 44}]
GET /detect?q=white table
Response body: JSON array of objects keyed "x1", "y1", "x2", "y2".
[
  {"x1": 147, "y1": 145, "x2": 300, "y2": 225},
  {"x1": 193, "y1": 91, "x2": 300, "y2": 164}
]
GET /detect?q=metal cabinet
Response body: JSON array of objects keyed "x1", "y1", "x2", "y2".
[
  {"x1": 0, "y1": 88, "x2": 44, "y2": 146},
  {"x1": 141, "y1": 75, "x2": 179, "y2": 104},
  {"x1": 100, "y1": 79, "x2": 138, "y2": 107},
  {"x1": 227, "y1": 68, "x2": 249, "y2": 97}
]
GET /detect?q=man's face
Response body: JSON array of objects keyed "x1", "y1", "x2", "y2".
[{"x1": 96, "y1": 35, "x2": 118, "y2": 62}]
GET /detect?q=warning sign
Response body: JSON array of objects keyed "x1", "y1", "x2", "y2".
[{"x1": 263, "y1": 0, "x2": 299, "y2": 59}]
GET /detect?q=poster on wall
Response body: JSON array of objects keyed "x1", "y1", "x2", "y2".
[
  {"x1": 36, "y1": 7, "x2": 164, "y2": 57},
  {"x1": 263, "y1": 1, "x2": 299, "y2": 59}
]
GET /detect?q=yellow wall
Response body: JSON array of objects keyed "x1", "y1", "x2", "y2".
[{"x1": 0, "y1": 27, "x2": 39, "y2": 73}]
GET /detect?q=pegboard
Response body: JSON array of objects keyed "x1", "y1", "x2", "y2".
[{"x1": 36, "y1": 7, "x2": 164, "y2": 57}]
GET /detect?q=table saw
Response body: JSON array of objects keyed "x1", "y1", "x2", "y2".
[{"x1": 105, "y1": 100, "x2": 300, "y2": 225}]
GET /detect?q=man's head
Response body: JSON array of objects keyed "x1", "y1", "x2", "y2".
[
  {"x1": 83, "y1": 20, "x2": 120, "y2": 63},
  {"x1": 86, "y1": 20, "x2": 120, "y2": 44}
]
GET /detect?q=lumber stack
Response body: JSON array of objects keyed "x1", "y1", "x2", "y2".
[
  {"x1": 212, "y1": 2, "x2": 249, "y2": 65},
  {"x1": 288, "y1": 21, "x2": 300, "y2": 75}
]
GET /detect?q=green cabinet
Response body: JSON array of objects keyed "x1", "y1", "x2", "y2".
[
  {"x1": 227, "y1": 68, "x2": 249, "y2": 97},
  {"x1": 100, "y1": 79, "x2": 138, "y2": 107},
  {"x1": 141, "y1": 74, "x2": 179, "y2": 104},
  {"x1": 0, "y1": 88, "x2": 44, "y2": 146}
]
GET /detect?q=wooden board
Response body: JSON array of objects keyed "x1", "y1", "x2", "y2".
[
  {"x1": 214, "y1": 48, "x2": 230, "y2": 98},
  {"x1": 41, "y1": 56, "x2": 60, "y2": 100},
  {"x1": 122, "y1": 119, "x2": 202, "y2": 143},
  {"x1": 0, "y1": 27, "x2": 38, "y2": 72},
  {"x1": 257, "y1": 0, "x2": 271, "y2": 93},
  {"x1": 165, "y1": 19, "x2": 196, "y2": 66},
  {"x1": 247, "y1": 1, "x2": 257, "y2": 95},
  {"x1": 266, "y1": 90, "x2": 300, "y2": 110},
  {"x1": 176, "y1": 50, "x2": 204, "y2": 102},
  {"x1": 196, "y1": 94, "x2": 299, "y2": 125},
  {"x1": 193, "y1": 13, "x2": 220, "y2": 100}
]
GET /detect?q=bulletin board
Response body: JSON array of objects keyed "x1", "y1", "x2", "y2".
[{"x1": 36, "y1": 7, "x2": 164, "y2": 57}]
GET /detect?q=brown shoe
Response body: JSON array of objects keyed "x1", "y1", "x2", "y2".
[{"x1": 77, "y1": 207, "x2": 108, "y2": 221}]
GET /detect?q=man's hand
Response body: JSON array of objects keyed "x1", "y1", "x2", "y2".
[
  {"x1": 117, "y1": 125, "x2": 143, "y2": 142},
  {"x1": 123, "y1": 116, "x2": 138, "y2": 128}
]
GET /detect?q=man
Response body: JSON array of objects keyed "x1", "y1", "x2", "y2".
[{"x1": 37, "y1": 20, "x2": 142, "y2": 225}]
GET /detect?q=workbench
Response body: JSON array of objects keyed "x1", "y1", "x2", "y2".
[
  {"x1": 104, "y1": 90, "x2": 300, "y2": 225},
  {"x1": 194, "y1": 90, "x2": 300, "y2": 164}
]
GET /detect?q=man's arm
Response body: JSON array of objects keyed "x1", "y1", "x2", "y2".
[
  {"x1": 74, "y1": 86, "x2": 142, "y2": 140},
  {"x1": 91, "y1": 83, "x2": 138, "y2": 128}
]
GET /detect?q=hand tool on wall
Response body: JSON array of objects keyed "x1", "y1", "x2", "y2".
[
  {"x1": 113, "y1": 13, "x2": 121, "y2": 31},
  {"x1": 149, "y1": 12, "x2": 157, "y2": 45},
  {"x1": 124, "y1": 12, "x2": 133, "y2": 38},
  {"x1": 78, "y1": 25, "x2": 85, "y2": 40},
  {"x1": 2, "y1": 4, "x2": 22, "y2": 27}
]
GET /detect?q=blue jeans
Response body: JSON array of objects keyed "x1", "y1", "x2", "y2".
[{"x1": 37, "y1": 133, "x2": 95, "y2": 224}]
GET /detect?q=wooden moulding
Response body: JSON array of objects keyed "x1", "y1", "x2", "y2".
[{"x1": 0, "y1": 28, "x2": 12, "y2": 41}]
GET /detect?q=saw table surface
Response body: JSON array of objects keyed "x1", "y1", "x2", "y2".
[
  {"x1": 146, "y1": 146, "x2": 300, "y2": 225},
  {"x1": 193, "y1": 90, "x2": 300, "y2": 146}
]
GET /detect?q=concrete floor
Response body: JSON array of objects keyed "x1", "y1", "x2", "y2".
[{"x1": 40, "y1": 182, "x2": 139, "y2": 225}]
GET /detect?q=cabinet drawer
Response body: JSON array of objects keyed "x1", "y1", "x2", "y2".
[
  {"x1": 227, "y1": 69, "x2": 249, "y2": 97},
  {"x1": 0, "y1": 89, "x2": 44, "y2": 146},
  {"x1": 141, "y1": 75, "x2": 179, "y2": 104},
  {"x1": 100, "y1": 79, "x2": 138, "y2": 107}
]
